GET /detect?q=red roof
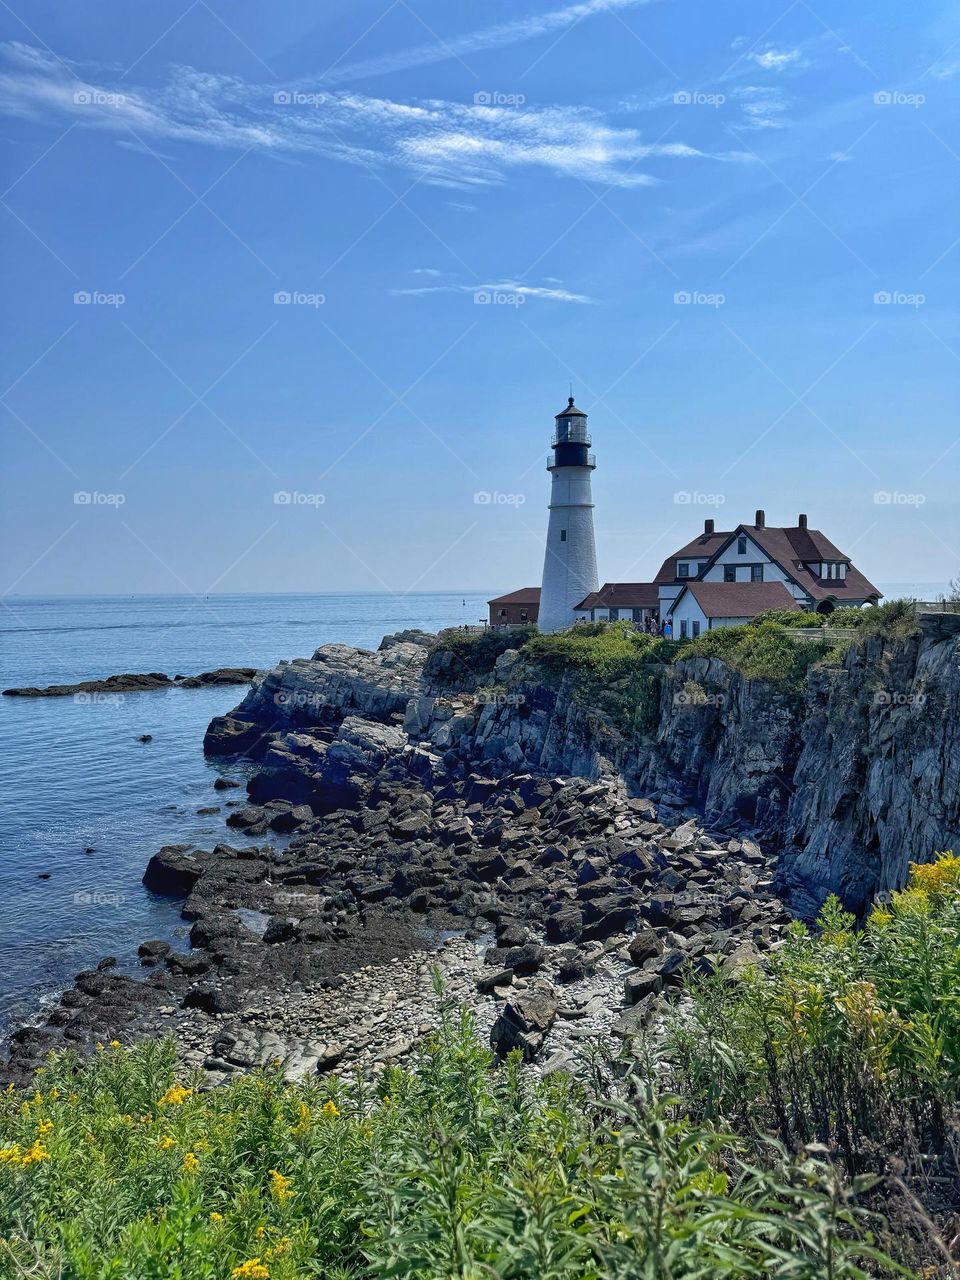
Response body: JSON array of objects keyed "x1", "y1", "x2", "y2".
[
  {"x1": 488, "y1": 587, "x2": 541, "y2": 606},
  {"x1": 671, "y1": 581, "x2": 800, "y2": 619},
  {"x1": 574, "y1": 582, "x2": 659, "y2": 610}
]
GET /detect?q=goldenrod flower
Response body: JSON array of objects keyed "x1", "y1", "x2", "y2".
[
  {"x1": 35, "y1": 1119, "x2": 53, "y2": 1139},
  {"x1": 182, "y1": 1152, "x2": 199, "y2": 1173},
  {"x1": 158, "y1": 1084, "x2": 192, "y2": 1106},
  {"x1": 210, "y1": 1211, "x2": 223, "y2": 1222},
  {"x1": 321, "y1": 1100, "x2": 339, "y2": 1117},
  {"x1": 231, "y1": 1260, "x2": 269, "y2": 1279},
  {"x1": 110, "y1": 1040, "x2": 121, "y2": 1049},
  {"x1": 268, "y1": 1169, "x2": 294, "y2": 1203},
  {"x1": 0, "y1": 1145, "x2": 22, "y2": 1165},
  {"x1": 157, "y1": 1136, "x2": 176, "y2": 1151},
  {"x1": 19, "y1": 1140, "x2": 50, "y2": 1167}
]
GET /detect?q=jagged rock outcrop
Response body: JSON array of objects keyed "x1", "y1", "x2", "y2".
[
  {"x1": 779, "y1": 614, "x2": 960, "y2": 916},
  {"x1": 204, "y1": 638, "x2": 430, "y2": 757},
  {"x1": 636, "y1": 657, "x2": 802, "y2": 839}
]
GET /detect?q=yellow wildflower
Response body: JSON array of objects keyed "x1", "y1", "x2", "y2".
[
  {"x1": 255, "y1": 1225, "x2": 266, "y2": 1240},
  {"x1": 210, "y1": 1211, "x2": 223, "y2": 1222},
  {"x1": 0, "y1": 1145, "x2": 21, "y2": 1165},
  {"x1": 48, "y1": 1087, "x2": 59, "y2": 1101},
  {"x1": 157, "y1": 1136, "x2": 176, "y2": 1151},
  {"x1": 231, "y1": 1260, "x2": 269, "y2": 1279},
  {"x1": 268, "y1": 1169, "x2": 294, "y2": 1203},
  {"x1": 182, "y1": 1152, "x2": 199, "y2": 1173},
  {"x1": 19, "y1": 1140, "x2": 50, "y2": 1167},
  {"x1": 321, "y1": 1100, "x2": 339, "y2": 1118},
  {"x1": 4, "y1": 1083, "x2": 14, "y2": 1096},
  {"x1": 909, "y1": 851, "x2": 960, "y2": 898},
  {"x1": 158, "y1": 1084, "x2": 192, "y2": 1106},
  {"x1": 35, "y1": 1119, "x2": 53, "y2": 1139},
  {"x1": 31, "y1": 1091, "x2": 41, "y2": 1108},
  {"x1": 110, "y1": 1040, "x2": 121, "y2": 1049},
  {"x1": 293, "y1": 1100, "x2": 311, "y2": 1134}
]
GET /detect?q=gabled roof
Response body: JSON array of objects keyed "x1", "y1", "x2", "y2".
[
  {"x1": 670, "y1": 580, "x2": 799, "y2": 618},
  {"x1": 653, "y1": 533, "x2": 731, "y2": 584},
  {"x1": 656, "y1": 518, "x2": 882, "y2": 603},
  {"x1": 488, "y1": 587, "x2": 541, "y2": 606},
  {"x1": 706, "y1": 524, "x2": 882, "y2": 603},
  {"x1": 574, "y1": 582, "x2": 660, "y2": 610}
]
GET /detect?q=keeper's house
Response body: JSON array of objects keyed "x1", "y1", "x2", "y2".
[{"x1": 661, "y1": 511, "x2": 881, "y2": 637}]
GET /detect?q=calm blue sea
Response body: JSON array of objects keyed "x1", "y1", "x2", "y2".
[{"x1": 0, "y1": 592, "x2": 492, "y2": 1038}]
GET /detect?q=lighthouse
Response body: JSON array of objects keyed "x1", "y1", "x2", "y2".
[{"x1": 538, "y1": 396, "x2": 599, "y2": 633}]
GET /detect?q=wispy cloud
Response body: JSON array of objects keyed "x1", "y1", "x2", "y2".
[
  {"x1": 321, "y1": 0, "x2": 658, "y2": 85},
  {"x1": 748, "y1": 46, "x2": 803, "y2": 71},
  {"x1": 0, "y1": 42, "x2": 723, "y2": 189},
  {"x1": 392, "y1": 278, "x2": 597, "y2": 303}
]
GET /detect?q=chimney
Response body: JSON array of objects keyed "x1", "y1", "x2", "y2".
[
  {"x1": 704, "y1": 518, "x2": 714, "y2": 534},
  {"x1": 798, "y1": 513, "x2": 807, "y2": 529},
  {"x1": 755, "y1": 509, "x2": 765, "y2": 528}
]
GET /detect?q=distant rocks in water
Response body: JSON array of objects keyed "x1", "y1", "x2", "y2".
[
  {"x1": 2, "y1": 668, "x2": 258, "y2": 698},
  {"x1": 138, "y1": 734, "x2": 153, "y2": 743}
]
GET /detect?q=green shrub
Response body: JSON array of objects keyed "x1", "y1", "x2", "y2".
[
  {"x1": 682, "y1": 622, "x2": 828, "y2": 690},
  {"x1": 754, "y1": 609, "x2": 825, "y2": 628},
  {"x1": 520, "y1": 623, "x2": 679, "y2": 737},
  {"x1": 424, "y1": 630, "x2": 522, "y2": 685}
]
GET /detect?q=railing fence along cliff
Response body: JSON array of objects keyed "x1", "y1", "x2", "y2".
[
  {"x1": 790, "y1": 627, "x2": 860, "y2": 643},
  {"x1": 913, "y1": 600, "x2": 960, "y2": 614}
]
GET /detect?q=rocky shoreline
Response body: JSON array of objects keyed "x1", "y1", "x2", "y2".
[
  {"x1": 2, "y1": 629, "x2": 788, "y2": 1088},
  {"x1": 3, "y1": 667, "x2": 258, "y2": 697}
]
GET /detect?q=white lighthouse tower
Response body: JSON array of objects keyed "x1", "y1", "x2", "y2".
[{"x1": 538, "y1": 396, "x2": 599, "y2": 633}]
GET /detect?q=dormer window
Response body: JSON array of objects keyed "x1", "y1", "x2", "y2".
[
  {"x1": 737, "y1": 535, "x2": 747, "y2": 555},
  {"x1": 822, "y1": 561, "x2": 847, "y2": 580},
  {"x1": 677, "y1": 562, "x2": 690, "y2": 578}
]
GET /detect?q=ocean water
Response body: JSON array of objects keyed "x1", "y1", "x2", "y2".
[{"x1": 0, "y1": 592, "x2": 492, "y2": 1038}]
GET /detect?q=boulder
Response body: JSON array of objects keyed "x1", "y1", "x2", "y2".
[{"x1": 490, "y1": 985, "x2": 559, "y2": 1061}]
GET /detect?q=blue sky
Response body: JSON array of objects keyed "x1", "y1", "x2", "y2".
[{"x1": 1, "y1": 0, "x2": 958, "y2": 598}]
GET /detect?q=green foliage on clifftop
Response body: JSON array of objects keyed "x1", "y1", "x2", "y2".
[
  {"x1": 681, "y1": 620, "x2": 830, "y2": 690},
  {"x1": 521, "y1": 622, "x2": 681, "y2": 736}
]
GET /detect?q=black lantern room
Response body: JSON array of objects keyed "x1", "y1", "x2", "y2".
[{"x1": 549, "y1": 396, "x2": 595, "y2": 470}]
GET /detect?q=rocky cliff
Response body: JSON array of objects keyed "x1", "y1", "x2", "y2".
[{"x1": 204, "y1": 616, "x2": 960, "y2": 919}]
